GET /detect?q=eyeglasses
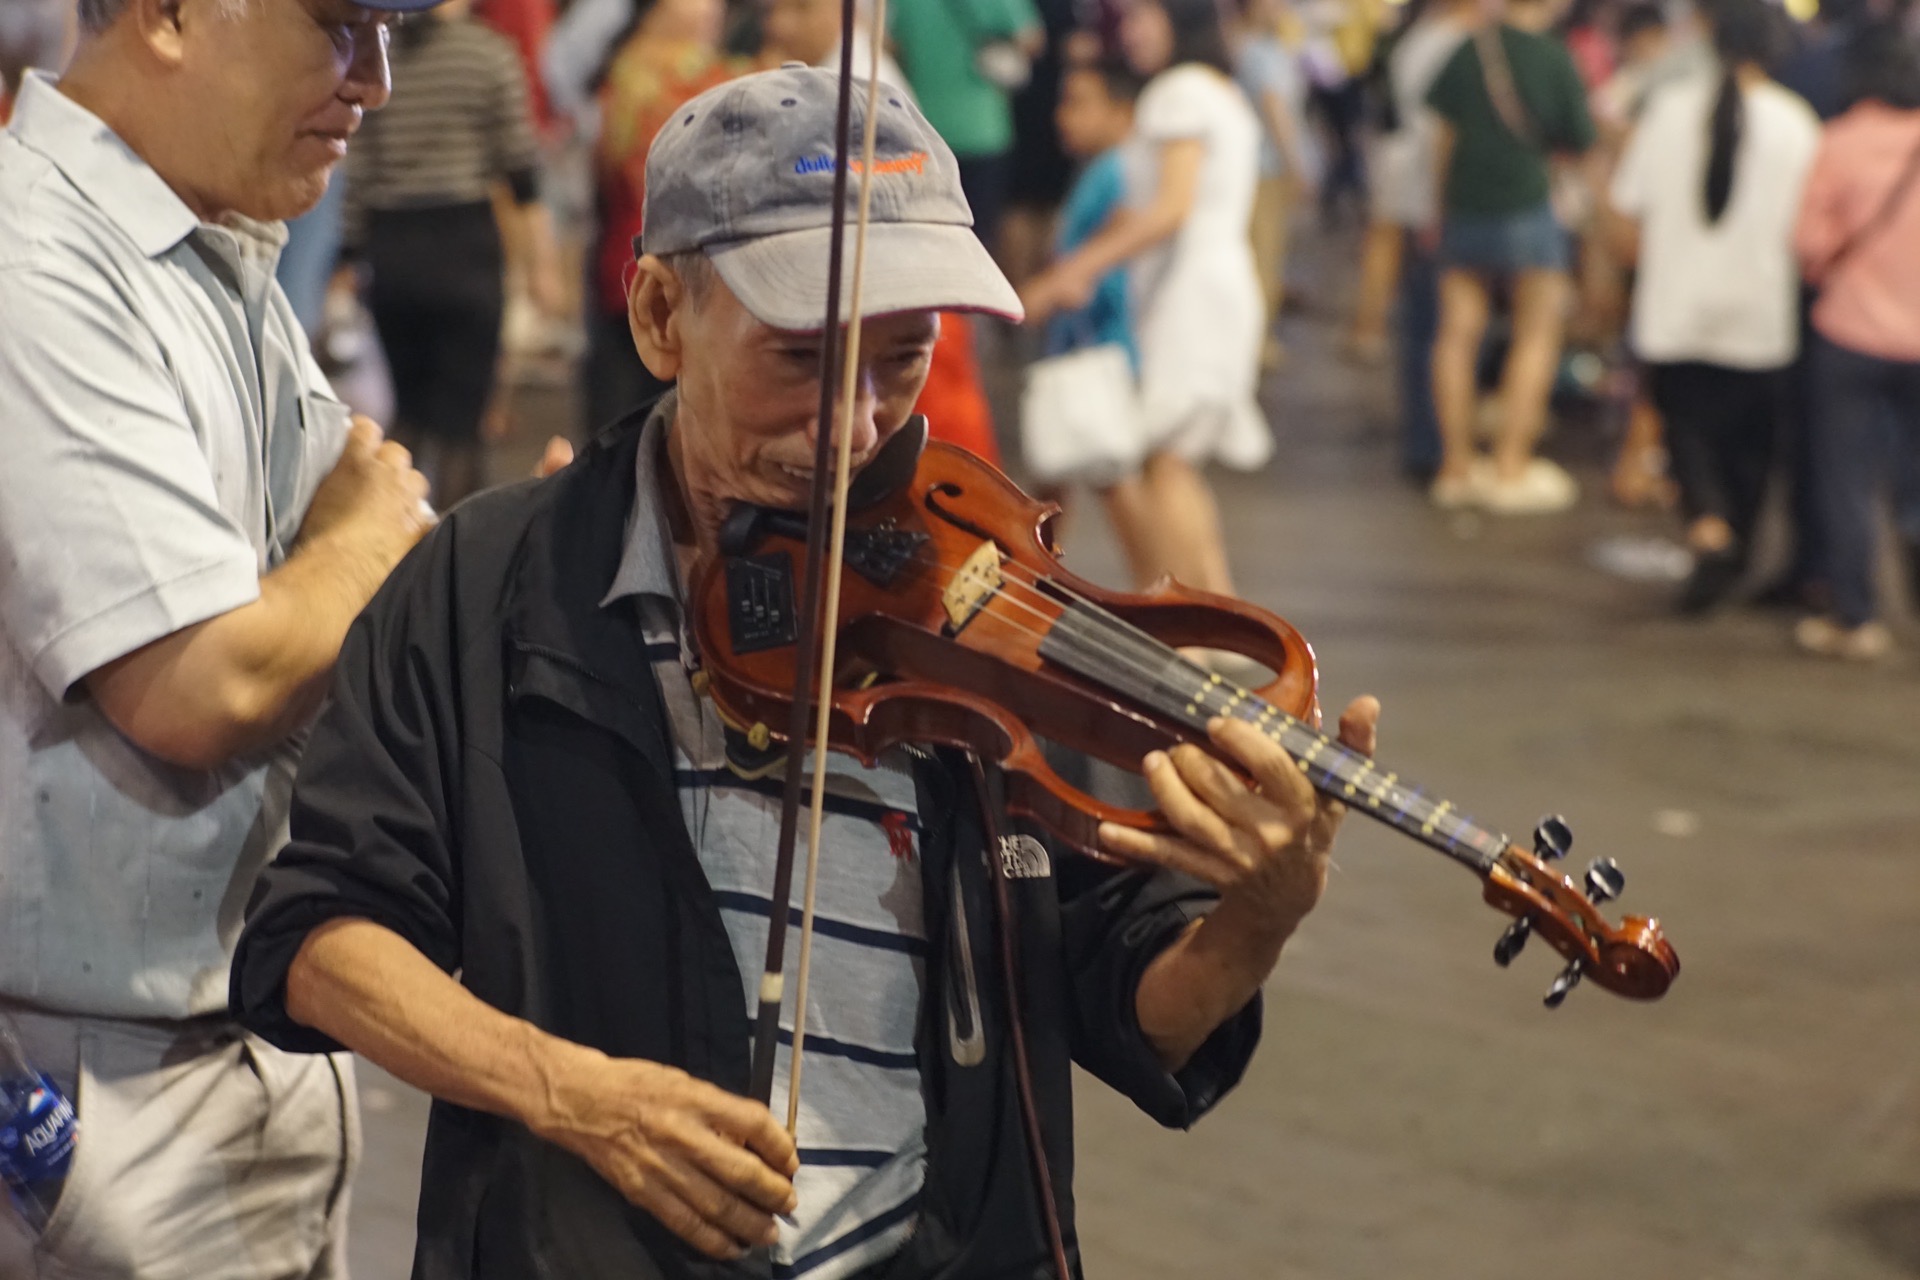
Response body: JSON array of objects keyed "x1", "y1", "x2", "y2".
[{"x1": 301, "y1": 0, "x2": 399, "y2": 59}]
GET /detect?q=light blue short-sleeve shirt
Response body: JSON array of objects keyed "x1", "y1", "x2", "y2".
[{"x1": 0, "y1": 73, "x2": 352, "y2": 1019}]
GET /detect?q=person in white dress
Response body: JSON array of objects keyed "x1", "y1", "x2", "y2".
[{"x1": 1023, "y1": 0, "x2": 1266, "y2": 599}]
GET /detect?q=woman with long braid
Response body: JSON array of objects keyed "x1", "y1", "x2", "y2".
[{"x1": 1606, "y1": 0, "x2": 1819, "y2": 614}]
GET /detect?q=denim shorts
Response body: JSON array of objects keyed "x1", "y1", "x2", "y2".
[{"x1": 1440, "y1": 202, "x2": 1569, "y2": 275}]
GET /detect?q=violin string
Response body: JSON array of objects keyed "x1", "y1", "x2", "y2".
[
  {"x1": 812, "y1": 539, "x2": 1457, "y2": 841},
  {"x1": 884, "y1": 542, "x2": 1276, "y2": 723},
  {"x1": 843, "y1": 531, "x2": 1205, "y2": 681},
  {"x1": 919, "y1": 556, "x2": 1514, "y2": 871},
  {"x1": 850, "y1": 551, "x2": 1510, "y2": 879},
  {"x1": 885, "y1": 543, "x2": 1188, "y2": 682},
  {"x1": 859, "y1": 542, "x2": 1252, "y2": 727}
]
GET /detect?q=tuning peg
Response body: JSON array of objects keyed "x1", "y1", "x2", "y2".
[
  {"x1": 1493, "y1": 916, "x2": 1532, "y2": 967},
  {"x1": 1583, "y1": 858, "x2": 1625, "y2": 904},
  {"x1": 1533, "y1": 816, "x2": 1573, "y2": 861},
  {"x1": 1544, "y1": 960, "x2": 1584, "y2": 1009}
]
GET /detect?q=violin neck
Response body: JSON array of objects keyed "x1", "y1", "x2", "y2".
[{"x1": 1038, "y1": 599, "x2": 1508, "y2": 875}]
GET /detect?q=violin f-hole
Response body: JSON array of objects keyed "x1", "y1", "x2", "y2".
[{"x1": 925, "y1": 482, "x2": 1013, "y2": 556}]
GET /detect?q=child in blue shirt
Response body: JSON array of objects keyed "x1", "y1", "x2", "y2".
[{"x1": 1046, "y1": 58, "x2": 1144, "y2": 370}]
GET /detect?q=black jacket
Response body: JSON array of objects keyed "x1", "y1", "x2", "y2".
[{"x1": 231, "y1": 412, "x2": 1260, "y2": 1280}]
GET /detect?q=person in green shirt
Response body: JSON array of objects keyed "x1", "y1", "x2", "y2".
[
  {"x1": 890, "y1": 0, "x2": 1044, "y2": 250},
  {"x1": 1420, "y1": 0, "x2": 1595, "y2": 515}
]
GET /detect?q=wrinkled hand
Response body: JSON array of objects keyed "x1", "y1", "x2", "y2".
[
  {"x1": 298, "y1": 416, "x2": 433, "y2": 570},
  {"x1": 534, "y1": 1052, "x2": 798, "y2": 1260},
  {"x1": 1100, "y1": 696, "x2": 1381, "y2": 935}
]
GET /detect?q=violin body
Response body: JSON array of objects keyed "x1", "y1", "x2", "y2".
[
  {"x1": 695, "y1": 433, "x2": 1318, "y2": 857},
  {"x1": 693, "y1": 425, "x2": 1679, "y2": 1006}
]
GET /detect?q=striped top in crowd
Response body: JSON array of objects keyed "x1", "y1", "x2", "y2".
[{"x1": 341, "y1": 15, "x2": 541, "y2": 249}]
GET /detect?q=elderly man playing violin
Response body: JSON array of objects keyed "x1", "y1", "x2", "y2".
[{"x1": 232, "y1": 64, "x2": 1380, "y2": 1280}]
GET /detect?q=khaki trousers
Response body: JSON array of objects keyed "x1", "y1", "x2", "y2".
[{"x1": 0, "y1": 1006, "x2": 359, "y2": 1280}]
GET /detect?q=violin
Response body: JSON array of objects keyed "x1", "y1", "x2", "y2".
[{"x1": 693, "y1": 416, "x2": 1680, "y2": 1008}]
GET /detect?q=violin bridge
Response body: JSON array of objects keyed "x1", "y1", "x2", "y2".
[{"x1": 942, "y1": 540, "x2": 1005, "y2": 633}]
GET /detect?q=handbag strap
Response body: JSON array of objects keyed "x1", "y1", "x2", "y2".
[
  {"x1": 1475, "y1": 25, "x2": 1540, "y2": 150},
  {"x1": 1819, "y1": 128, "x2": 1920, "y2": 280}
]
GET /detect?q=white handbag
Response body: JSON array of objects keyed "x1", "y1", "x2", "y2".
[{"x1": 1019, "y1": 343, "x2": 1146, "y2": 489}]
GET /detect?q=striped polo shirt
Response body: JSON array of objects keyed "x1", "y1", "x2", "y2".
[{"x1": 600, "y1": 408, "x2": 926, "y2": 1279}]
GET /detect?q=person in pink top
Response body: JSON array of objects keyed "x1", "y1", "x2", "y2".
[{"x1": 1792, "y1": 30, "x2": 1920, "y2": 661}]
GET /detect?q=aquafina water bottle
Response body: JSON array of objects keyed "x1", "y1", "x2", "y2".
[{"x1": 0, "y1": 1014, "x2": 76, "y2": 1234}]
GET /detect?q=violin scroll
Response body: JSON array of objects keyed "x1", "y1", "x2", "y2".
[{"x1": 1480, "y1": 823, "x2": 1679, "y2": 1007}]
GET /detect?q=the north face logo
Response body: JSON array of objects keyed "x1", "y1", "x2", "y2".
[{"x1": 997, "y1": 835, "x2": 1051, "y2": 880}]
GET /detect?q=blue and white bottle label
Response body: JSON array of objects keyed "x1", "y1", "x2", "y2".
[{"x1": 0, "y1": 1074, "x2": 77, "y2": 1189}]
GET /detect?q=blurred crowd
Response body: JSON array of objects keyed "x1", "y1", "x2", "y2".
[{"x1": 5, "y1": 0, "x2": 1919, "y2": 663}]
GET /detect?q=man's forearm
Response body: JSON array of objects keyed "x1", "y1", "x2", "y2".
[
  {"x1": 226, "y1": 530, "x2": 409, "y2": 725},
  {"x1": 286, "y1": 917, "x2": 587, "y2": 1133},
  {"x1": 287, "y1": 917, "x2": 802, "y2": 1256},
  {"x1": 88, "y1": 525, "x2": 406, "y2": 767},
  {"x1": 1133, "y1": 896, "x2": 1297, "y2": 1073}
]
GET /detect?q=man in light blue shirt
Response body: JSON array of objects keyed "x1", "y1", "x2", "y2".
[{"x1": 0, "y1": 0, "x2": 440, "y2": 1271}]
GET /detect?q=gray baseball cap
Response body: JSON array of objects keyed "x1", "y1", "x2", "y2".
[{"x1": 640, "y1": 64, "x2": 1023, "y2": 331}]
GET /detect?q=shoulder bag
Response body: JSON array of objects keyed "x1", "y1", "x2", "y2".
[
  {"x1": 1473, "y1": 25, "x2": 1589, "y2": 227},
  {"x1": 1020, "y1": 326, "x2": 1145, "y2": 489}
]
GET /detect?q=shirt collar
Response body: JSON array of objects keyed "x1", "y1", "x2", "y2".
[
  {"x1": 11, "y1": 71, "x2": 209, "y2": 259},
  {"x1": 600, "y1": 393, "x2": 685, "y2": 609}
]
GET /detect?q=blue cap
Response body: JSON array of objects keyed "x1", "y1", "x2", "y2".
[{"x1": 640, "y1": 64, "x2": 1022, "y2": 331}]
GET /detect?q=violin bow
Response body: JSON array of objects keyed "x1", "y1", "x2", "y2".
[
  {"x1": 746, "y1": 0, "x2": 891, "y2": 1131},
  {"x1": 743, "y1": 28, "x2": 1078, "y2": 1280}
]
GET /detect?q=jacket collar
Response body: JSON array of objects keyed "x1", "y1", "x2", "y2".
[
  {"x1": 599, "y1": 400, "x2": 683, "y2": 608},
  {"x1": 501, "y1": 396, "x2": 677, "y2": 774}
]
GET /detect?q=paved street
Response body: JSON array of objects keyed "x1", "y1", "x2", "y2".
[{"x1": 342, "y1": 254, "x2": 1920, "y2": 1280}]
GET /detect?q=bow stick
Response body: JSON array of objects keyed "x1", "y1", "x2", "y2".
[
  {"x1": 739, "y1": 31, "x2": 1080, "y2": 1279},
  {"x1": 746, "y1": 0, "x2": 891, "y2": 1131}
]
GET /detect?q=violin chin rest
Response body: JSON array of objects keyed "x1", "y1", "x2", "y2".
[
  {"x1": 718, "y1": 505, "x2": 765, "y2": 556},
  {"x1": 716, "y1": 415, "x2": 930, "y2": 555},
  {"x1": 847, "y1": 414, "x2": 929, "y2": 510}
]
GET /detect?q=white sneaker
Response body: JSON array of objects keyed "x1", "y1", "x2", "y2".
[
  {"x1": 1429, "y1": 458, "x2": 1494, "y2": 510},
  {"x1": 1480, "y1": 458, "x2": 1578, "y2": 515}
]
